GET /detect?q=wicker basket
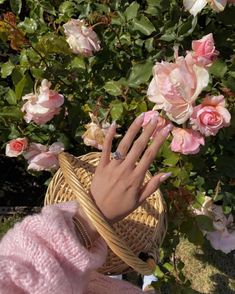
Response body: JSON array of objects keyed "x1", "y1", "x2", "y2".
[{"x1": 44, "y1": 152, "x2": 167, "y2": 275}]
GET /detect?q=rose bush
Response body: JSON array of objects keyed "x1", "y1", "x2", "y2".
[{"x1": 0, "y1": 0, "x2": 235, "y2": 292}]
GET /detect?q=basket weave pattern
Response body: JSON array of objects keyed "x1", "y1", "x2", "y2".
[{"x1": 45, "y1": 152, "x2": 167, "y2": 275}]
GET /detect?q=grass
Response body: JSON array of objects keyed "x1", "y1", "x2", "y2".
[{"x1": 176, "y1": 238, "x2": 235, "y2": 294}]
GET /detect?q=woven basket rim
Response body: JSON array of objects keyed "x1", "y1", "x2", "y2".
[{"x1": 44, "y1": 151, "x2": 167, "y2": 275}]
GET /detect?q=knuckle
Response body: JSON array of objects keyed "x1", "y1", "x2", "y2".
[
  {"x1": 144, "y1": 148, "x2": 154, "y2": 160},
  {"x1": 133, "y1": 138, "x2": 145, "y2": 151},
  {"x1": 118, "y1": 141, "x2": 129, "y2": 154}
]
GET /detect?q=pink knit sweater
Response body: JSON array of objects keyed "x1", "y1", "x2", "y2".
[{"x1": 0, "y1": 202, "x2": 143, "y2": 293}]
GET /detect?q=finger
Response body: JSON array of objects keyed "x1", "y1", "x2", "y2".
[
  {"x1": 124, "y1": 113, "x2": 159, "y2": 166},
  {"x1": 99, "y1": 122, "x2": 116, "y2": 167},
  {"x1": 112, "y1": 113, "x2": 145, "y2": 164},
  {"x1": 138, "y1": 172, "x2": 171, "y2": 203},
  {"x1": 135, "y1": 124, "x2": 173, "y2": 176}
]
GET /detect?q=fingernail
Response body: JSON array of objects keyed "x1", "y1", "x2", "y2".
[
  {"x1": 161, "y1": 124, "x2": 173, "y2": 136},
  {"x1": 136, "y1": 112, "x2": 145, "y2": 121},
  {"x1": 150, "y1": 114, "x2": 158, "y2": 125},
  {"x1": 159, "y1": 172, "x2": 172, "y2": 183},
  {"x1": 111, "y1": 121, "x2": 116, "y2": 128}
]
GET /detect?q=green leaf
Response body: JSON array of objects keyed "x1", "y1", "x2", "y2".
[
  {"x1": 209, "y1": 59, "x2": 228, "y2": 78},
  {"x1": 0, "y1": 106, "x2": 23, "y2": 120},
  {"x1": 195, "y1": 215, "x2": 214, "y2": 232},
  {"x1": 137, "y1": 101, "x2": 147, "y2": 113},
  {"x1": 71, "y1": 57, "x2": 86, "y2": 69},
  {"x1": 0, "y1": 0, "x2": 7, "y2": 4},
  {"x1": 19, "y1": 50, "x2": 29, "y2": 69},
  {"x1": 160, "y1": 29, "x2": 177, "y2": 42},
  {"x1": 229, "y1": 71, "x2": 235, "y2": 79},
  {"x1": 163, "y1": 262, "x2": 174, "y2": 272},
  {"x1": 124, "y1": 2, "x2": 140, "y2": 21},
  {"x1": 132, "y1": 16, "x2": 155, "y2": 35},
  {"x1": 163, "y1": 152, "x2": 179, "y2": 166},
  {"x1": 18, "y1": 18, "x2": 37, "y2": 34},
  {"x1": 10, "y1": 0, "x2": 22, "y2": 15},
  {"x1": 128, "y1": 60, "x2": 153, "y2": 87},
  {"x1": 213, "y1": 193, "x2": 223, "y2": 202},
  {"x1": 104, "y1": 81, "x2": 122, "y2": 96},
  {"x1": 1, "y1": 61, "x2": 15, "y2": 79},
  {"x1": 154, "y1": 265, "x2": 164, "y2": 278},
  {"x1": 223, "y1": 205, "x2": 232, "y2": 215},
  {"x1": 178, "y1": 16, "x2": 197, "y2": 37},
  {"x1": 36, "y1": 34, "x2": 71, "y2": 55},
  {"x1": 6, "y1": 89, "x2": 17, "y2": 105},
  {"x1": 14, "y1": 74, "x2": 33, "y2": 100},
  {"x1": 15, "y1": 75, "x2": 27, "y2": 100},
  {"x1": 59, "y1": 1, "x2": 75, "y2": 16},
  {"x1": 223, "y1": 76, "x2": 235, "y2": 93},
  {"x1": 110, "y1": 101, "x2": 123, "y2": 120},
  {"x1": 188, "y1": 225, "x2": 204, "y2": 245}
]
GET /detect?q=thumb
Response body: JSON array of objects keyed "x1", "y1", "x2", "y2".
[{"x1": 138, "y1": 172, "x2": 172, "y2": 203}]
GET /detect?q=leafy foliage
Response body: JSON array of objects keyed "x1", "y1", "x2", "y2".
[{"x1": 0, "y1": 0, "x2": 235, "y2": 291}]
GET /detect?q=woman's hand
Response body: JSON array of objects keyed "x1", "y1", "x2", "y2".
[{"x1": 90, "y1": 113, "x2": 173, "y2": 224}]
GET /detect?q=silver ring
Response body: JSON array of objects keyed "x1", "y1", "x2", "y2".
[{"x1": 111, "y1": 150, "x2": 125, "y2": 160}]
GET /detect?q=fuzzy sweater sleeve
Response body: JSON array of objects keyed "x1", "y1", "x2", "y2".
[{"x1": 0, "y1": 202, "x2": 108, "y2": 294}]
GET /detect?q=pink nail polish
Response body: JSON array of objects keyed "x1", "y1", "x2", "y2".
[
  {"x1": 161, "y1": 124, "x2": 173, "y2": 136},
  {"x1": 150, "y1": 114, "x2": 158, "y2": 125},
  {"x1": 111, "y1": 121, "x2": 116, "y2": 128},
  {"x1": 160, "y1": 172, "x2": 172, "y2": 183},
  {"x1": 136, "y1": 112, "x2": 145, "y2": 123}
]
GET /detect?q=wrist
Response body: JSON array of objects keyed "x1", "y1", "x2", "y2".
[{"x1": 75, "y1": 206, "x2": 99, "y2": 245}]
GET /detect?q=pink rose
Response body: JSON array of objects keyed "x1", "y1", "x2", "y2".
[
  {"x1": 82, "y1": 113, "x2": 120, "y2": 150},
  {"x1": 21, "y1": 79, "x2": 64, "y2": 125},
  {"x1": 63, "y1": 19, "x2": 101, "y2": 56},
  {"x1": 183, "y1": 0, "x2": 230, "y2": 16},
  {"x1": 170, "y1": 128, "x2": 205, "y2": 155},
  {"x1": 190, "y1": 95, "x2": 231, "y2": 136},
  {"x1": 5, "y1": 137, "x2": 28, "y2": 157},
  {"x1": 82, "y1": 122, "x2": 105, "y2": 150},
  {"x1": 24, "y1": 142, "x2": 64, "y2": 171},
  {"x1": 206, "y1": 229, "x2": 235, "y2": 253},
  {"x1": 183, "y1": 0, "x2": 207, "y2": 16},
  {"x1": 147, "y1": 56, "x2": 209, "y2": 124},
  {"x1": 209, "y1": 0, "x2": 229, "y2": 11},
  {"x1": 142, "y1": 110, "x2": 171, "y2": 137},
  {"x1": 189, "y1": 33, "x2": 218, "y2": 67},
  {"x1": 206, "y1": 211, "x2": 235, "y2": 253}
]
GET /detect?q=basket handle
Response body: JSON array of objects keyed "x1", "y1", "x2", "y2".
[{"x1": 59, "y1": 152, "x2": 156, "y2": 275}]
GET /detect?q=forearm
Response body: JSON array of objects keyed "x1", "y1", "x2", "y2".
[{"x1": 0, "y1": 201, "x2": 107, "y2": 293}]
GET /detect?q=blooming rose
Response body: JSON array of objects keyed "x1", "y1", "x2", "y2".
[
  {"x1": 191, "y1": 196, "x2": 235, "y2": 253},
  {"x1": 21, "y1": 79, "x2": 64, "y2": 125},
  {"x1": 142, "y1": 110, "x2": 171, "y2": 137},
  {"x1": 206, "y1": 206, "x2": 235, "y2": 253},
  {"x1": 183, "y1": 0, "x2": 235, "y2": 16},
  {"x1": 190, "y1": 95, "x2": 231, "y2": 136},
  {"x1": 206, "y1": 228, "x2": 235, "y2": 253},
  {"x1": 147, "y1": 56, "x2": 209, "y2": 124},
  {"x1": 192, "y1": 195, "x2": 213, "y2": 217},
  {"x1": 24, "y1": 142, "x2": 64, "y2": 171},
  {"x1": 82, "y1": 113, "x2": 120, "y2": 150},
  {"x1": 186, "y1": 33, "x2": 218, "y2": 67},
  {"x1": 170, "y1": 128, "x2": 205, "y2": 155},
  {"x1": 5, "y1": 137, "x2": 28, "y2": 157},
  {"x1": 63, "y1": 19, "x2": 101, "y2": 56}
]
